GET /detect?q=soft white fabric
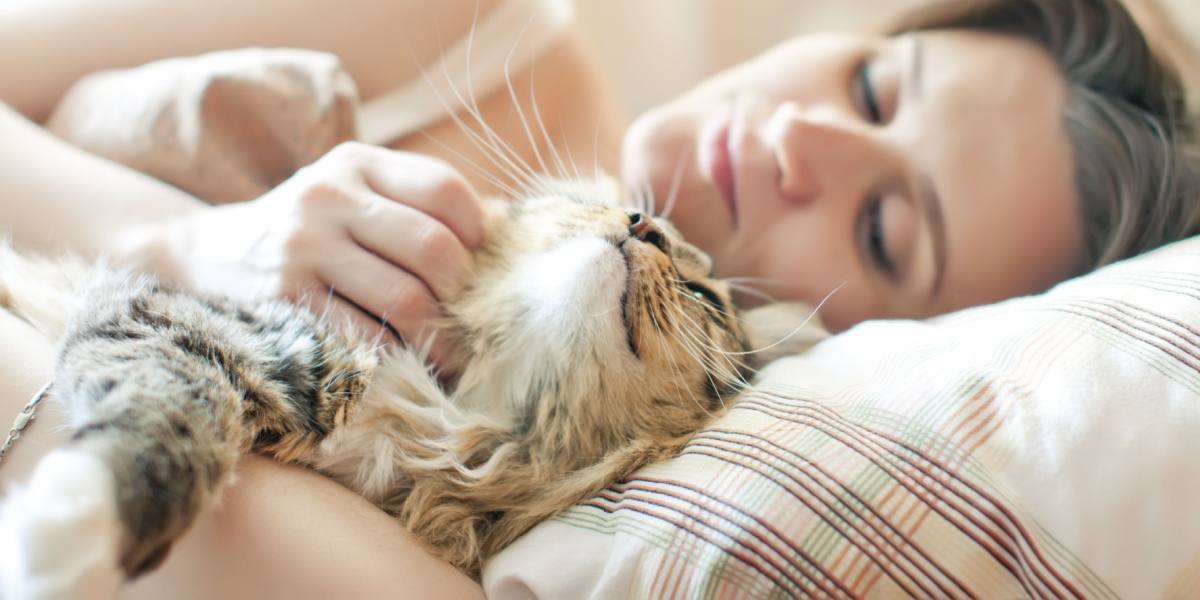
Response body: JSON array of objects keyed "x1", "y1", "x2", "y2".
[
  {"x1": 484, "y1": 236, "x2": 1200, "y2": 598},
  {"x1": 356, "y1": 0, "x2": 574, "y2": 146}
]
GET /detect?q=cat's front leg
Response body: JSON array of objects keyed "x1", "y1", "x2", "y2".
[
  {"x1": 0, "y1": 291, "x2": 240, "y2": 598},
  {"x1": 0, "y1": 273, "x2": 376, "y2": 598},
  {"x1": 0, "y1": 352, "x2": 249, "y2": 600}
]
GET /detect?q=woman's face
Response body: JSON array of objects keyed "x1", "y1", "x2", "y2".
[{"x1": 621, "y1": 30, "x2": 1082, "y2": 331}]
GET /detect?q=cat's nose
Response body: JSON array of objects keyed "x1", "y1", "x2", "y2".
[{"x1": 627, "y1": 211, "x2": 670, "y2": 254}]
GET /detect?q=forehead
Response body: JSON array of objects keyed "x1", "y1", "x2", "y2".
[{"x1": 905, "y1": 30, "x2": 1082, "y2": 314}]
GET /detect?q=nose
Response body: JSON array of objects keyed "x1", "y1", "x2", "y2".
[
  {"x1": 627, "y1": 211, "x2": 670, "y2": 253},
  {"x1": 768, "y1": 103, "x2": 880, "y2": 206}
]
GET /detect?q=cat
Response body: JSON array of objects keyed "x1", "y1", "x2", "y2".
[{"x1": 0, "y1": 178, "x2": 810, "y2": 597}]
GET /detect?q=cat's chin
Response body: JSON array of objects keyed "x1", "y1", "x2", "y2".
[{"x1": 513, "y1": 236, "x2": 628, "y2": 333}]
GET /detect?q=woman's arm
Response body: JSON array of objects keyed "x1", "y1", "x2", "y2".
[
  {"x1": 0, "y1": 103, "x2": 485, "y2": 359},
  {"x1": 123, "y1": 456, "x2": 486, "y2": 600},
  {"x1": 1, "y1": 0, "x2": 502, "y2": 121},
  {"x1": 0, "y1": 102, "x2": 202, "y2": 268}
]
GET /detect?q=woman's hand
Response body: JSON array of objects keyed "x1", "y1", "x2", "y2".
[{"x1": 149, "y1": 142, "x2": 486, "y2": 366}]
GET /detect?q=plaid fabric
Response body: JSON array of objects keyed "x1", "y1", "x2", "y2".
[{"x1": 484, "y1": 238, "x2": 1200, "y2": 599}]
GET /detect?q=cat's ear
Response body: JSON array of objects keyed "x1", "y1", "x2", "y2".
[{"x1": 741, "y1": 302, "x2": 830, "y2": 368}]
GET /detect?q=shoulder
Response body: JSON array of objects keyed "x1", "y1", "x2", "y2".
[{"x1": 384, "y1": 23, "x2": 629, "y2": 196}]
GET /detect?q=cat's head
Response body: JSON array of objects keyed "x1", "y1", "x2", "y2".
[{"x1": 443, "y1": 177, "x2": 797, "y2": 460}]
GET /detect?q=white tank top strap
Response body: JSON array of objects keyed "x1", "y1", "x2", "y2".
[{"x1": 356, "y1": 0, "x2": 575, "y2": 147}]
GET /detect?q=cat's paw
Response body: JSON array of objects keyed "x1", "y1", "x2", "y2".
[{"x1": 0, "y1": 449, "x2": 122, "y2": 600}]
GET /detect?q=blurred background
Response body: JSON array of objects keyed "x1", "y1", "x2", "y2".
[{"x1": 571, "y1": 0, "x2": 1199, "y2": 117}]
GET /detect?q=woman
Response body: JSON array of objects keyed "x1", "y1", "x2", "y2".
[{"x1": 0, "y1": 0, "x2": 1196, "y2": 597}]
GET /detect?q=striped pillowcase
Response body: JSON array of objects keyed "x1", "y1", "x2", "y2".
[{"x1": 484, "y1": 237, "x2": 1200, "y2": 599}]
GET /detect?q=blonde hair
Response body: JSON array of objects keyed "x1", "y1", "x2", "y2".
[{"x1": 894, "y1": 0, "x2": 1200, "y2": 270}]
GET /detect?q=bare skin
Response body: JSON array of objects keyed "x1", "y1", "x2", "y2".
[
  {"x1": 0, "y1": 3, "x2": 1086, "y2": 598},
  {"x1": 0, "y1": 2, "x2": 616, "y2": 597},
  {"x1": 623, "y1": 31, "x2": 1083, "y2": 331},
  {"x1": 0, "y1": 310, "x2": 484, "y2": 599}
]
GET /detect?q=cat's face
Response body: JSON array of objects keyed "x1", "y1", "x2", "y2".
[{"x1": 445, "y1": 179, "x2": 751, "y2": 455}]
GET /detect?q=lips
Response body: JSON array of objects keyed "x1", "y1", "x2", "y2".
[{"x1": 703, "y1": 121, "x2": 738, "y2": 228}]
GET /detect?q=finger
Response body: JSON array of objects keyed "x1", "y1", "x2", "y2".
[
  {"x1": 355, "y1": 146, "x2": 487, "y2": 249},
  {"x1": 313, "y1": 279, "x2": 454, "y2": 368},
  {"x1": 304, "y1": 290, "x2": 400, "y2": 347},
  {"x1": 314, "y1": 247, "x2": 443, "y2": 348},
  {"x1": 346, "y1": 197, "x2": 473, "y2": 303}
]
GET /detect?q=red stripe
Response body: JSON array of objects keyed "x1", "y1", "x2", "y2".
[
  {"x1": 739, "y1": 394, "x2": 1079, "y2": 599},
  {"x1": 608, "y1": 481, "x2": 858, "y2": 598},
  {"x1": 736, "y1": 399, "x2": 1046, "y2": 598},
  {"x1": 695, "y1": 428, "x2": 979, "y2": 599},
  {"x1": 1049, "y1": 305, "x2": 1200, "y2": 376},
  {"x1": 1084, "y1": 297, "x2": 1200, "y2": 351},
  {"x1": 584, "y1": 494, "x2": 836, "y2": 597}
]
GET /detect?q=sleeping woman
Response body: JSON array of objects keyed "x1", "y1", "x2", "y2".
[{"x1": 0, "y1": 0, "x2": 1196, "y2": 597}]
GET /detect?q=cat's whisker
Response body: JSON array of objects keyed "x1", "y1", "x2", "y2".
[
  {"x1": 663, "y1": 283, "x2": 757, "y2": 394},
  {"x1": 591, "y1": 121, "x2": 603, "y2": 182},
  {"x1": 657, "y1": 154, "x2": 689, "y2": 222},
  {"x1": 498, "y1": 16, "x2": 561, "y2": 187},
  {"x1": 413, "y1": 61, "x2": 543, "y2": 197},
  {"x1": 588, "y1": 304, "x2": 621, "y2": 318},
  {"x1": 647, "y1": 300, "x2": 708, "y2": 417},
  {"x1": 671, "y1": 313, "x2": 731, "y2": 416},
  {"x1": 667, "y1": 298, "x2": 749, "y2": 392},
  {"x1": 727, "y1": 281, "x2": 778, "y2": 305},
  {"x1": 409, "y1": 15, "x2": 547, "y2": 198},
  {"x1": 723, "y1": 276, "x2": 783, "y2": 295},
  {"x1": 639, "y1": 178, "x2": 655, "y2": 217},
  {"x1": 460, "y1": 5, "x2": 552, "y2": 196},
  {"x1": 524, "y1": 59, "x2": 575, "y2": 183},
  {"x1": 625, "y1": 182, "x2": 644, "y2": 214},
  {"x1": 416, "y1": 131, "x2": 524, "y2": 198},
  {"x1": 399, "y1": 14, "x2": 532, "y2": 193},
  {"x1": 730, "y1": 282, "x2": 845, "y2": 358},
  {"x1": 657, "y1": 300, "x2": 730, "y2": 416},
  {"x1": 629, "y1": 183, "x2": 648, "y2": 215},
  {"x1": 557, "y1": 121, "x2": 586, "y2": 185}
]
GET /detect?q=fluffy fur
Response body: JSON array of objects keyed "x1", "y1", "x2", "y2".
[{"x1": 0, "y1": 180, "x2": 795, "y2": 593}]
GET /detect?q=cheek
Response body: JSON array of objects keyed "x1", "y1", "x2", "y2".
[{"x1": 621, "y1": 107, "x2": 691, "y2": 196}]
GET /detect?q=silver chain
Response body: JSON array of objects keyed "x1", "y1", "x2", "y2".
[{"x1": 0, "y1": 381, "x2": 52, "y2": 467}]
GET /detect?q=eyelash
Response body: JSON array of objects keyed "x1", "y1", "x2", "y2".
[
  {"x1": 865, "y1": 197, "x2": 895, "y2": 277},
  {"x1": 856, "y1": 60, "x2": 882, "y2": 124}
]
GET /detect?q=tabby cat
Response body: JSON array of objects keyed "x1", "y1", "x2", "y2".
[{"x1": 0, "y1": 179, "x2": 800, "y2": 597}]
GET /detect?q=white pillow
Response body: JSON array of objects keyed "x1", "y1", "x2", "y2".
[{"x1": 484, "y1": 236, "x2": 1200, "y2": 599}]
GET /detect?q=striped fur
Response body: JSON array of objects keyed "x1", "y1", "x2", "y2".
[{"x1": 0, "y1": 182, "x2": 784, "y2": 589}]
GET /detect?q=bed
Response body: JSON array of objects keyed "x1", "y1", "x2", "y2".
[{"x1": 41, "y1": 15, "x2": 1200, "y2": 595}]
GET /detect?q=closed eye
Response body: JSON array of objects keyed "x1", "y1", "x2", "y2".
[
  {"x1": 862, "y1": 196, "x2": 896, "y2": 278},
  {"x1": 855, "y1": 59, "x2": 882, "y2": 124}
]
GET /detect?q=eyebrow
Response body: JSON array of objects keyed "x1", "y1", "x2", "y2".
[{"x1": 909, "y1": 37, "x2": 948, "y2": 296}]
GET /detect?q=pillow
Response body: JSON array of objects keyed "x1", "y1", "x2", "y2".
[{"x1": 483, "y1": 236, "x2": 1200, "y2": 599}]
